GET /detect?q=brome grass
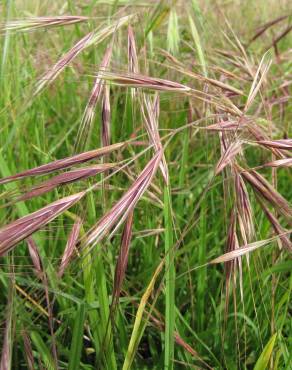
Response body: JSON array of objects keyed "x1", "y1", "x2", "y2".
[{"x1": 0, "y1": 1, "x2": 291, "y2": 369}]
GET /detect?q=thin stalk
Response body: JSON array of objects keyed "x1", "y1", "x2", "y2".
[
  {"x1": 95, "y1": 254, "x2": 117, "y2": 370},
  {"x1": 164, "y1": 185, "x2": 175, "y2": 370},
  {"x1": 0, "y1": 0, "x2": 12, "y2": 83},
  {"x1": 80, "y1": 219, "x2": 101, "y2": 362},
  {"x1": 177, "y1": 128, "x2": 189, "y2": 216},
  {"x1": 197, "y1": 199, "x2": 207, "y2": 332}
]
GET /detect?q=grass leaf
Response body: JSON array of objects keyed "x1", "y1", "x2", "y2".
[
  {"x1": 68, "y1": 303, "x2": 87, "y2": 370},
  {"x1": 254, "y1": 333, "x2": 277, "y2": 370}
]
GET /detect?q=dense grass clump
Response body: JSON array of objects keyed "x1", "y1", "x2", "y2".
[{"x1": 0, "y1": 1, "x2": 291, "y2": 369}]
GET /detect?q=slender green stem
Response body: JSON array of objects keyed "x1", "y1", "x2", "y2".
[
  {"x1": 197, "y1": 199, "x2": 207, "y2": 332},
  {"x1": 164, "y1": 185, "x2": 175, "y2": 370}
]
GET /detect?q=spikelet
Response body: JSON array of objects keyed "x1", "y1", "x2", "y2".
[
  {"x1": 257, "y1": 139, "x2": 292, "y2": 150},
  {"x1": 19, "y1": 164, "x2": 115, "y2": 201},
  {"x1": 75, "y1": 46, "x2": 112, "y2": 151},
  {"x1": 215, "y1": 140, "x2": 242, "y2": 175},
  {"x1": 83, "y1": 151, "x2": 162, "y2": 247},
  {"x1": 141, "y1": 93, "x2": 168, "y2": 183},
  {"x1": 0, "y1": 143, "x2": 123, "y2": 185},
  {"x1": 34, "y1": 15, "x2": 134, "y2": 96},
  {"x1": 112, "y1": 211, "x2": 133, "y2": 307},
  {"x1": 240, "y1": 168, "x2": 292, "y2": 220},
  {"x1": 0, "y1": 192, "x2": 84, "y2": 256},
  {"x1": 99, "y1": 71, "x2": 191, "y2": 92},
  {"x1": 58, "y1": 218, "x2": 82, "y2": 277},
  {"x1": 2, "y1": 16, "x2": 89, "y2": 32}
]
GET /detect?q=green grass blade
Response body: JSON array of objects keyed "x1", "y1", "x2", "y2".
[
  {"x1": 191, "y1": 0, "x2": 204, "y2": 30},
  {"x1": 68, "y1": 303, "x2": 86, "y2": 370},
  {"x1": 95, "y1": 254, "x2": 117, "y2": 370},
  {"x1": 167, "y1": 8, "x2": 180, "y2": 55},
  {"x1": 254, "y1": 333, "x2": 277, "y2": 370},
  {"x1": 30, "y1": 331, "x2": 56, "y2": 370},
  {"x1": 188, "y1": 14, "x2": 207, "y2": 77},
  {"x1": 197, "y1": 199, "x2": 207, "y2": 332},
  {"x1": 177, "y1": 128, "x2": 189, "y2": 218},
  {"x1": 122, "y1": 260, "x2": 164, "y2": 370},
  {"x1": 164, "y1": 186, "x2": 175, "y2": 370},
  {"x1": 0, "y1": 0, "x2": 12, "y2": 82}
]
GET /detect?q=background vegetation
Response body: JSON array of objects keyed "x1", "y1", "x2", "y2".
[{"x1": 0, "y1": 1, "x2": 291, "y2": 369}]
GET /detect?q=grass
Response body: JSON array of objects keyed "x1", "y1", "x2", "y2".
[{"x1": 0, "y1": 0, "x2": 291, "y2": 369}]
